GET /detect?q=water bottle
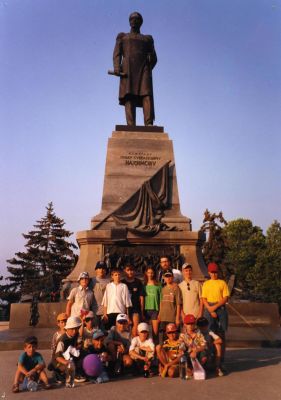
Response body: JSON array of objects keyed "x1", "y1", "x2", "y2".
[
  {"x1": 114, "y1": 351, "x2": 122, "y2": 376},
  {"x1": 179, "y1": 355, "x2": 187, "y2": 380},
  {"x1": 66, "y1": 358, "x2": 75, "y2": 388}
]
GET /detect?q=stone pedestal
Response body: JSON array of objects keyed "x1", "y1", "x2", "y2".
[
  {"x1": 91, "y1": 126, "x2": 191, "y2": 231},
  {"x1": 67, "y1": 126, "x2": 208, "y2": 282}
]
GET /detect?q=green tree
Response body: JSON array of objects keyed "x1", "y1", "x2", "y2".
[
  {"x1": 222, "y1": 218, "x2": 266, "y2": 297},
  {"x1": 0, "y1": 202, "x2": 77, "y2": 305},
  {"x1": 249, "y1": 220, "x2": 281, "y2": 308}
]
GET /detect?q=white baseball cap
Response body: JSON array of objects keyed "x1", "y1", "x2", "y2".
[
  {"x1": 116, "y1": 313, "x2": 129, "y2": 323},
  {"x1": 137, "y1": 322, "x2": 149, "y2": 333}
]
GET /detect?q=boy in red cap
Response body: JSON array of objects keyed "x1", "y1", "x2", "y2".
[
  {"x1": 202, "y1": 262, "x2": 229, "y2": 365},
  {"x1": 179, "y1": 314, "x2": 207, "y2": 377}
]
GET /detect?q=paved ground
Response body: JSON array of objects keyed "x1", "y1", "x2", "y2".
[{"x1": 0, "y1": 348, "x2": 281, "y2": 400}]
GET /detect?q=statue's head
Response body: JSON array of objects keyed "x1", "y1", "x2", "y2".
[{"x1": 129, "y1": 12, "x2": 143, "y2": 29}]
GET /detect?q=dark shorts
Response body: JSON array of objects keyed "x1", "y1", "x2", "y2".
[
  {"x1": 145, "y1": 310, "x2": 158, "y2": 321},
  {"x1": 128, "y1": 308, "x2": 141, "y2": 319}
]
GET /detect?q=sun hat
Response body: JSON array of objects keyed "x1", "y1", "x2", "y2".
[{"x1": 65, "y1": 316, "x2": 82, "y2": 329}]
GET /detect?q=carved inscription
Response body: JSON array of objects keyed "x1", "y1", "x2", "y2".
[{"x1": 120, "y1": 152, "x2": 161, "y2": 167}]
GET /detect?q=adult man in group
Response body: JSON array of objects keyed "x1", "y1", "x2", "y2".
[
  {"x1": 157, "y1": 256, "x2": 183, "y2": 286},
  {"x1": 113, "y1": 11, "x2": 157, "y2": 126},
  {"x1": 179, "y1": 263, "x2": 203, "y2": 320}
]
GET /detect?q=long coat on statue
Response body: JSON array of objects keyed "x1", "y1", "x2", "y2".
[{"x1": 113, "y1": 32, "x2": 157, "y2": 116}]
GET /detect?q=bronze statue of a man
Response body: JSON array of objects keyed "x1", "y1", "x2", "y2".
[{"x1": 113, "y1": 12, "x2": 157, "y2": 126}]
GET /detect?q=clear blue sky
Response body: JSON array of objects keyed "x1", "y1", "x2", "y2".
[{"x1": 1, "y1": 0, "x2": 281, "y2": 277}]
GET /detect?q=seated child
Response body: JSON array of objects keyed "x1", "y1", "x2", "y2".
[
  {"x1": 50, "y1": 313, "x2": 68, "y2": 360},
  {"x1": 106, "y1": 313, "x2": 133, "y2": 375},
  {"x1": 129, "y1": 322, "x2": 155, "y2": 378},
  {"x1": 196, "y1": 316, "x2": 224, "y2": 376},
  {"x1": 79, "y1": 310, "x2": 96, "y2": 349},
  {"x1": 156, "y1": 323, "x2": 185, "y2": 378},
  {"x1": 52, "y1": 316, "x2": 84, "y2": 387},
  {"x1": 66, "y1": 272, "x2": 94, "y2": 318},
  {"x1": 179, "y1": 314, "x2": 207, "y2": 377},
  {"x1": 83, "y1": 329, "x2": 110, "y2": 383},
  {"x1": 12, "y1": 336, "x2": 50, "y2": 393}
]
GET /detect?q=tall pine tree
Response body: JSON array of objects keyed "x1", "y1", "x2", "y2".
[{"x1": 0, "y1": 202, "x2": 77, "y2": 304}]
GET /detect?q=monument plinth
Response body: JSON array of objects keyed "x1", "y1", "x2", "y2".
[{"x1": 67, "y1": 126, "x2": 207, "y2": 282}]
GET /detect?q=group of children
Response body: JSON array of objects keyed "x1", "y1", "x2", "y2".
[{"x1": 12, "y1": 260, "x2": 227, "y2": 392}]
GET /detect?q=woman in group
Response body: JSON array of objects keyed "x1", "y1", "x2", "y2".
[{"x1": 143, "y1": 266, "x2": 162, "y2": 343}]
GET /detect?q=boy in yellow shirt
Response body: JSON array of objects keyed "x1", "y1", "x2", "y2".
[{"x1": 202, "y1": 262, "x2": 229, "y2": 365}]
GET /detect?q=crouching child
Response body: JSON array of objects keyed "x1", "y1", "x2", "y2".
[
  {"x1": 196, "y1": 316, "x2": 224, "y2": 376},
  {"x1": 179, "y1": 314, "x2": 207, "y2": 378},
  {"x1": 12, "y1": 336, "x2": 50, "y2": 393},
  {"x1": 129, "y1": 322, "x2": 155, "y2": 377},
  {"x1": 156, "y1": 323, "x2": 185, "y2": 378},
  {"x1": 82, "y1": 329, "x2": 110, "y2": 383},
  {"x1": 52, "y1": 316, "x2": 84, "y2": 387}
]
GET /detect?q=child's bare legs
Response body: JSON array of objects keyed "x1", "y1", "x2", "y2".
[
  {"x1": 13, "y1": 369, "x2": 25, "y2": 385},
  {"x1": 131, "y1": 313, "x2": 140, "y2": 337},
  {"x1": 123, "y1": 354, "x2": 133, "y2": 368},
  {"x1": 151, "y1": 319, "x2": 159, "y2": 343},
  {"x1": 39, "y1": 370, "x2": 49, "y2": 385},
  {"x1": 156, "y1": 345, "x2": 169, "y2": 376},
  {"x1": 167, "y1": 365, "x2": 179, "y2": 378},
  {"x1": 214, "y1": 342, "x2": 222, "y2": 366}
]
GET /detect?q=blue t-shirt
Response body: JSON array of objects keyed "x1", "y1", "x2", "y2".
[{"x1": 18, "y1": 351, "x2": 44, "y2": 371}]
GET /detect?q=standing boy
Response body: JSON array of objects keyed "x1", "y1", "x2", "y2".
[
  {"x1": 92, "y1": 261, "x2": 110, "y2": 328},
  {"x1": 179, "y1": 263, "x2": 203, "y2": 320},
  {"x1": 66, "y1": 272, "x2": 94, "y2": 318},
  {"x1": 158, "y1": 270, "x2": 182, "y2": 343},
  {"x1": 202, "y1": 262, "x2": 229, "y2": 363},
  {"x1": 122, "y1": 263, "x2": 145, "y2": 336},
  {"x1": 102, "y1": 269, "x2": 132, "y2": 329}
]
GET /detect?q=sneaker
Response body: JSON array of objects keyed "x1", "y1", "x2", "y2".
[
  {"x1": 143, "y1": 370, "x2": 149, "y2": 378},
  {"x1": 74, "y1": 375, "x2": 86, "y2": 383},
  {"x1": 44, "y1": 383, "x2": 51, "y2": 390},
  {"x1": 65, "y1": 382, "x2": 75, "y2": 388},
  {"x1": 12, "y1": 383, "x2": 19, "y2": 393},
  {"x1": 216, "y1": 367, "x2": 224, "y2": 377}
]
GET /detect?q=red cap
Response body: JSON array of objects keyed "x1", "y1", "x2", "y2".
[
  {"x1": 208, "y1": 262, "x2": 219, "y2": 273},
  {"x1": 184, "y1": 314, "x2": 196, "y2": 324}
]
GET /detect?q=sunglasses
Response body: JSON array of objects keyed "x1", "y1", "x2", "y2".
[
  {"x1": 117, "y1": 320, "x2": 128, "y2": 324},
  {"x1": 57, "y1": 319, "x2": 67, "y2": 323},
  {"x1": 85, "y1": 318, "x2": 93, "y2": 322},
  {"x1": 187, "y1": 283, "x2": 190, "y2": 291},
  {"x1": 167, "y1": 331, "x2": 177, "y2": 334}
]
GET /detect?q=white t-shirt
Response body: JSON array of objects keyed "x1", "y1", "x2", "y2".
[
  {"x1": 129, "y1": 336, "x2": 155, "y2": 358},
  {"x1": 101, "y1": 282, "x2": 132, "y2": 314}
]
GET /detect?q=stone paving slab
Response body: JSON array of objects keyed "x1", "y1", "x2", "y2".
[{"x1": 0, "y1": 348, "x2": 281, "y2": 400}]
